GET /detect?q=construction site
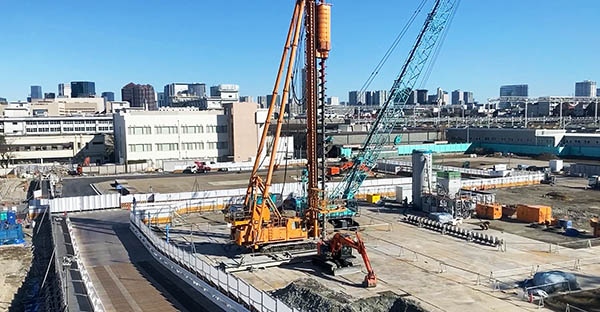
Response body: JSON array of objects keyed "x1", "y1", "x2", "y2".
[
  {"x1": 4, "y1": 1, "x2": 600, "y2": 312},
  {"x1": 85, "y1": 0, "x2": 600, "y2": 310}
]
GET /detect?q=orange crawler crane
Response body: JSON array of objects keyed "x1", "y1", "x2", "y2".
[
  {"x1": 316, "y1": 232, "x2": 377, "y2": 288},
  {"x1": 228, "y1": 0, "x2": 332, "y2": 250}
]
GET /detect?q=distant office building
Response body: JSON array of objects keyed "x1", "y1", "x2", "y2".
[
  {"x1": 451, "y1": 90, "x2": 464, "y2": 105},
  {"x1": 463, "y1": 91, "x2": 474, "y2": 104},
  {"x1": 30, "y1": 86, "x2": 42, "y2": 100},
  {"x1": 266, "y1": 94, "x2": 281, "y2": 109},
  {"x1": 427, "y1": 95, "x2": 437, "y2": 104},
  {"x1": 257, "y1": 96, "x2": 267, "y2": 108},
  {"x1": 71, "y1": 81, "x2": 96, "y2": 98},
  {"x1": 58, "y1": 83, "x2": 71, "y2": 98},
  {"x1": 348, "y1": 91, "x2": 366, "y2": 105},
  {"x1": 406, "y1": 90, "x2": 417, "y2": 105},
  {"x1": 0, "y1": 97, "x2": 7, "y2": 104},
  {"x1": 416, "y1": 89, "x2": 428, "y2": 105},
  {"x1": 369, "y1": 91, "x2": 385, "y2": 106},
  {"x1": 121, "y1": 83, "x2": 157, "y2": 110},
  {"x1": 597, "y1": 88, "x2": 600, "y2": 97},
  {"x1": 101, "y1": 92, "x2": 115, "y2": 102},
  {"x1": 44, "y1": 93, "x2": 56, "y2": 99},
  {"x1": 210, "y1": 84, "x2": 239, "y2": 101},
  {"x1": 239, "y1": 96, "x2": 253, "y2": 103},
  {"x1": 500, "y1": 84, "x2": 528, "y2": 97},
  {"x1": 327, "y1": 96, "x2": 340, "y2": 106},
  {"x1": 157, "y1": 92, "x2": 165, "y2": 107},
  {"x1": 575, "y1": 80, "x2": 597, "y2": 97},
  {"x1": 188, "y1": 83, "x2": 206, "y2": 97}
]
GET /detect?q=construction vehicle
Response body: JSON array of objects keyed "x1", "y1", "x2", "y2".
[
  {"x1": 327, "y1": 0, "x2": 457, "y2": 223},
  {"x1": 227, "y1": 0, "x2": 457, "y2": 250},
  {"x1": 70, "y1": 156, "x2": 90, "y2": 175},
  {"x1": 315, "y1": 232, "x2": 377, "y2": 287},
  {"x1": 588, "y1": 176, "x2": 600, "y2": 190},
  {"x1": 184, "y1": 161, "x2": 211, "y2": 174}
]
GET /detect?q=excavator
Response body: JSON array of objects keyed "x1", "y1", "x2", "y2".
[
  {"x1": 315, "y1": 232, "x2": 377, "y2": 287},
  {"x1": 226, "y1": 0, "x2": 457, "y2": 287}
]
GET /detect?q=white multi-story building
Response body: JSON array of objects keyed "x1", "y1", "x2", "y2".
[
  {"x1": 113, "y1": 103, "x2": 292, "y2": 165},
  {"x1": 0, "y1": 115, "x2": 114, "y2": 163}
]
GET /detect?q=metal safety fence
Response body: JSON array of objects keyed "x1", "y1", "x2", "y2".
[
  {"x1": 65, "y1": 217, "x2": 105, "y2": 312},
  {"x1": 129, "y1": 212, "x2": 299, "y2": 312}
]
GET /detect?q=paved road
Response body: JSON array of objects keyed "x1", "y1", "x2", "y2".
[{"x1": 70, "y1": 210, "x2": 220, "y2": 312}]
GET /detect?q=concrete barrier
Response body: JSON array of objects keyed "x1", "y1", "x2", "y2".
[{"x1": 404, "y1": 215, "x2": 504, "y2": 248}]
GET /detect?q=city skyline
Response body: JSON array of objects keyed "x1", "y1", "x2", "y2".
[{"x1": 1, "y1": 1, "x2": 599, "y2": 102}]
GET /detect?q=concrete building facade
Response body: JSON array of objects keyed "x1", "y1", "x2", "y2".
[
  {"x1": 0, "y1": 115, "x2": 113, "y2": 163},
  {"x1": 575, "y1": 80, "x2": 597, "y2": 97},
  {"x1": 58, "y1": 83, "x2": 71, "y2": 98}
]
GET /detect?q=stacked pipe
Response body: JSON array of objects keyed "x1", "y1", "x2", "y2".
[{"x1": 404, "y1": 215, "x2": 504, "y2": 247}]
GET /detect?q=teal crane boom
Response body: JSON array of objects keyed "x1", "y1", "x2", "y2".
[{"x1": 330, "y1": 0, "x2": 457, "y2": 202}]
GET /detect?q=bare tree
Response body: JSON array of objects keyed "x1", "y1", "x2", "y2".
[
  {"x1": 0, "y1": 135, "x2": 14, "y2": 168},
  {"x1": 104, "y1": 134, "x2": 115, "y2": 163}
]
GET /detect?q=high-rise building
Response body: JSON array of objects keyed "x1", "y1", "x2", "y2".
[
  {"x1": 266, "y1": 94, "x2": 281, "y2": 108},
  {"x1": 101, "y1": 92, "x2": 115, "y2": 102},
  {"x1": 327, "y1": 96, "x2": 339, "y2": 106},
  {"x1": 44, "y1": 92, "x2": 56, "y2": 99},
  {"x1": 257, "y1": 96, "x2": 267, "y2": 108},
  {"x1": 372, "y1": 90, "x2": 387, "y2": 106},
  {"x1": 406, "y1": 90, "x2": 417, "y2": 104},
  {"x1": 575, "y1": 80, "x2": 597, "y2": 97},
  {"x1": 239, "y1": 96, "x2": 253, "y2": 102},
  {"x1": 463, "y1": 91, "x2": 474, "y2": 104},
  {"x1": 188, "y1": 83, "x2": 206, "y2": 97},
  {"x1": 157, "y1": 92, "x2": 165, "y2": 107},
  {"x1": 451, "y1": 90, "x2": 464, "y2": 105},
  {"x1": 597, "y1": 88, "x2": 600, "y2": 97},
  {"x1": 58, "y1": 83, "x2": 71, "y2": 98},
  {"x1": 30, "y1": 86, "x2": 42, "y2": 100},
  {"x1": 416, "y1": 89, "x2": 428, "y2": 105},
  {"x1": 121, "y1": 83, "x2": 157, "y2": 110},
  {"x1": 71, "y1": 81, "x2": 96, "y2": 98},
  {"x1": 348, "y1": 91, "x2": 366, "y2": 105},
  {"x1": 210, "y1": 84, "x2": 239, "y2": 101},
  {"x1": 500, "y1": 84, "x2": 528, "y2": 97}
]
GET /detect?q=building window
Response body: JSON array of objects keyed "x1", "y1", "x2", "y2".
[
  {"x1": 128, "y1": 144, "x2": 152, "y2": 152},
  {"x1": 86, "y1": 127, "x2": 96, "y2": 131},
  {"x1": 182, "y1": 126, "x2": 204, "y2": 134},
  {"x1": 127, "y1": 126, "x2": 151, "y2": 135},
  {"x1": 74, "y1": 127, "x2": 85, "y2": 131},
  {"x1": 155, "y1": 126, "x2": 178, "y2": 134},
  {"x1": 207, "y1": 142, "x2": 217, "y2": 149},
  {"x1": 182, "y1": 142, "x2": 204, "y2": 150},
  {"x1": 156, "y1": 143, "x2": 178, "y2": 151},
  {"x1": 206, "y1": 125, "x2": 217, "y2": 133},
  {"x1": 216, "y1": 125, "x2": 227, "y2": 133}
]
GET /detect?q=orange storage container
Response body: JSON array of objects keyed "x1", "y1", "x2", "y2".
[
  {"x1": 476, "y1": 203, "x2": 502, "y2": 220},
  {"x1": 591, "y1": 218, "x2": 600, "y2": 237},
  {"x1": 516, "y1": 204, "x2": 552, "y2": 223}
]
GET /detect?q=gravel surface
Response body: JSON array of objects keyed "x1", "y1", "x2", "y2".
[{"x1": 272, "y1": 278, "x2": 427, "y2": 312}]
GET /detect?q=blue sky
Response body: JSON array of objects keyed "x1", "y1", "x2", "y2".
[{"x1": 1, "y1": 0, "x2": 598, "y2": 102}]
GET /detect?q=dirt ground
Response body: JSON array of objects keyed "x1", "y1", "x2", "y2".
[
  {"x1": 0, "y1": 178, "x2": 28, "y2": 206},
  {"x1": 0, "y1": 241, "x2": 32, "y2": 312},
  {"x1": 490, "y1": 177, "x2": 600, "y2": 231},
  {"x1": 545, "y1": 288, "x2": 600, "y2": 312}
]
